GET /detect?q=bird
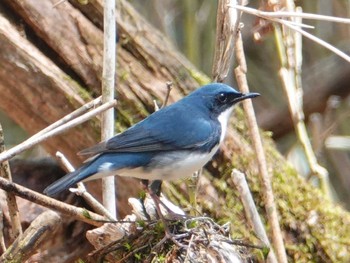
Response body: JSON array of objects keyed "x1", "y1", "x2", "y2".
[{"x1": 44, "y1": 83, "x2": 259, "y2": 196}]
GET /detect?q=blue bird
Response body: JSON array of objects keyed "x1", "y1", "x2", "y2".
[{"x1": 44, "y1": 83, "x2": 259, "y2": 196}]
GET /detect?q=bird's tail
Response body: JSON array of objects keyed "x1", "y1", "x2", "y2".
[{"x1": 43, "y1": 164, "x2": 93, "y2": 196}]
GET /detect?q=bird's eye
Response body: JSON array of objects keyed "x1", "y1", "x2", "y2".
[{"x1": 217, "y1": 93, "x2": 228, "y2": 103}]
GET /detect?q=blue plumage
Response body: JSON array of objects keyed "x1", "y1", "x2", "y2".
[{"x1": 44, "y1": 83, "x2": 259, "y2": 196}]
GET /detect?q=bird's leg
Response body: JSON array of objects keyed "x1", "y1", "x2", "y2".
[
  {"x1": 149, "y1": 180, "x2": 162, "y2": 196},
  {"x1": 140, "y1": 180, "x2": 188, "y2": 248}
]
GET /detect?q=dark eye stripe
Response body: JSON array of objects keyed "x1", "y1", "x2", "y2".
[{"x1": 217, "y1": 93, "x2": 227, "y2": 103}]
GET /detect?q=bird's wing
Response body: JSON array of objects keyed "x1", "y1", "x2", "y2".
[{"x1": 79, "y1": 103, "x2": 220, "y2": 156}]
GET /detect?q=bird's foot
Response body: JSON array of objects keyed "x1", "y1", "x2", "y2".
[{"x1": 154, "y1": 229, "x2": 189, "y2": 249}]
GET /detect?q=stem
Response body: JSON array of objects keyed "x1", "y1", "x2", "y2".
[
  {"x1": 0, "y1": 100, "x2": 116, "y2": 163},
  {"x1": 234, "y1": 31, "x2": 288, "y2": 263},
  {"x1": 0, "y1": 177, "x2": 107, "y2": 227},
  {"x1": 231, "y1": 169, "x2": 277, "y2": 263},
  {"x1": 101, "y1": 0, "x2": 117, "y2": 218},
  {"x1": 56, "y1": 151, "x2": 116, "y2": 220},
  {"x1": 0, "y1": 123, "x2": 22, "y2": 239}
]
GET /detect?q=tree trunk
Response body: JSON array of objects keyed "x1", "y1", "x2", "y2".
[{"x1": 0, "y1": 0, "x2": 349, "y2": 262}]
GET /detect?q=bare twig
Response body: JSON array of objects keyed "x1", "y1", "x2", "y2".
[
  {"x1": 233, "y1": 5, "x2": 350, "y2": 24},
  {"x1": 101, "y1": 0, "x2": 117, "y2": 218},
  {"x1": 0, "y1": 211, "x2": 61, "y2": 262},
  {"x1": 325, "y1": 136, "x2": 350, "y2": 150},
  {"x1": 234, "y1": 31, "x2": 288, "y2": 263},
  {"x1": 276, "y1": 19, "x2": 330, "y2": 196},
  {"x1": 56, "y1": 151, "x2": 116, "y2": 220},
  {"x1": 30, "y1": 96, "x2": 102, "y2": 140},
  {"x1": 231, "y1": 169, "x2": 277, "y2": 263},
  {"x1": 276, "y1": 17, "x2": 350, "y2": 63},
  {"x1": 0, "y1": 123, "x2": 22, "y2": 240},
  {"x1": 231, "y1": 4, "x2": 350, "y2": 63},
  {"x1": 52, "y1": 0, "x2": 67, "y2": 8},
  {"x1": 0, "y1": 176, "x2": 108, "y2": 227},
  {"x1": 161, "y1": 82, "x2": 173, "y2": 108},
  {"x1": 0, "y1": 100, "x2": 117, "y2": 163}
]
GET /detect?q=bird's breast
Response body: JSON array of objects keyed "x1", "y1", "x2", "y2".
[{"x1": 117, "y1": 145, "x2": 220, "y2": 181}]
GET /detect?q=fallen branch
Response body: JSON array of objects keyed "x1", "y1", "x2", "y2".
[
  {"x1": 0, "y1": 210, "x2": 61, "y2": 263},
  {"x1": 0, "y1": 176, "x2": 108, "y2": 226}
]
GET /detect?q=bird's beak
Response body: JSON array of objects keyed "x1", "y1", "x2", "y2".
[{"x1": 233, "y1": 92, "x2": 260, "y2": 103}]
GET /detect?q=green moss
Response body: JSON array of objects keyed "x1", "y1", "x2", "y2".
[
  {"x1": 81, "y1": 208, "x2": 92, "y2": 219},
  {"x1": 188, "y1": 68, "x2": 211, "y2": 85}
]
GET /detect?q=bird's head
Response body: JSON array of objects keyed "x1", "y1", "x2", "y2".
[{"x1": 187, "y1": 83, "x2": 260, "y2": 116}]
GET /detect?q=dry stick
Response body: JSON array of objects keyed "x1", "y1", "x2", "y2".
[
  {"x1": 52, "y1": 0, "x2": 66, "y2": 8},
  {"x1": 274, "y1": 16, "x2": 330, "y2": 196},
  {"x1": 0, "y1": 100, "x2": 117, "y2": 163},
  {"x1": 234, "y1": 32, "x2": 288, "y2": 263},
  {"x1": 279, "y1": 69, "x2": 330, "y2": 196},
  {"x1": 0, "y1": 210, "x2": 61, "y2": 263},
  {"x1": 101, "y1": 0, "x2": 117, "y2": 218},
  {"x1": 56, "y1": 151, "x2": 116, "y2": 220},
  {"x1": 161, "y1": 82, "x2": 173, "y2": 108},
  {"x1": 30, "y1": 96, "x2": 102, "y2": 140},
  {"x1": 276, "y1": 17, "x2": 350, "y2": 63},
  {"x1": 0, "y1": 123, "x2": 22, "y2": 239},
  {"x1": 231, "y1": 5, "x2": 350, "y2": 63},
  {"x1": 0, "y1": 176, "x2": 107, "y2": 226},
  {"x1": 231, "y1": 169, "x2": 277, "y2": 263},
  {"x1": 233, "y1": 5, "x2": 350, "y2": 24}
]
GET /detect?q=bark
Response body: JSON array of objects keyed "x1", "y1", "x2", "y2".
[
  {"x1": 0, "y1": 211, "x2": 61, "y2": 263},
  {"x1": 0, "y1": 0, "x2": 349, "y2": 262}
]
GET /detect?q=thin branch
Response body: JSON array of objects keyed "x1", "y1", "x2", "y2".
[
  {"x1": 325, "y1": 136, "x2": 350, "y2": 150},
  {"x1": 52, "y1": 0, "x2": 66, "y2": 8},
  {"x1": 161, "y1": 82, "x2": 173, "y2": 108},
  {"x1": 233, "y1": 5, "x2": 350, "y2": 24},
  {"x1": 101, "y1": 0, "x2": 117, "y2": 218},
  {"x1": 276, "y1": 17, "x2": 350, "y2": 63},
  {"x1": 231, "y1": 4, "x2": 350, "y2": 63},
  {"x1": 56, "y1": 151, "x2": 116, "y2": 220},
  {"x1": 0, "y1": 176, "x2": 108, "y2": 226},
  {"x1": 0, "y1": 123, "x2": 22, "y2": 239},
  {"x1": 276, "y1": 25, "x2": 330, "y2": 196},
  {"x1": 234, "y1": 31, "x2": 288, "y2": 263},
  {"x1": 231, "y1": 169, "x2": 277, "y2": 263},
  {"x1": 30, "y1": 96, "x2": 102, "y2": 140},
  {"x1": 0, "y1": 100, "x2": 117, "y2": 163}
]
